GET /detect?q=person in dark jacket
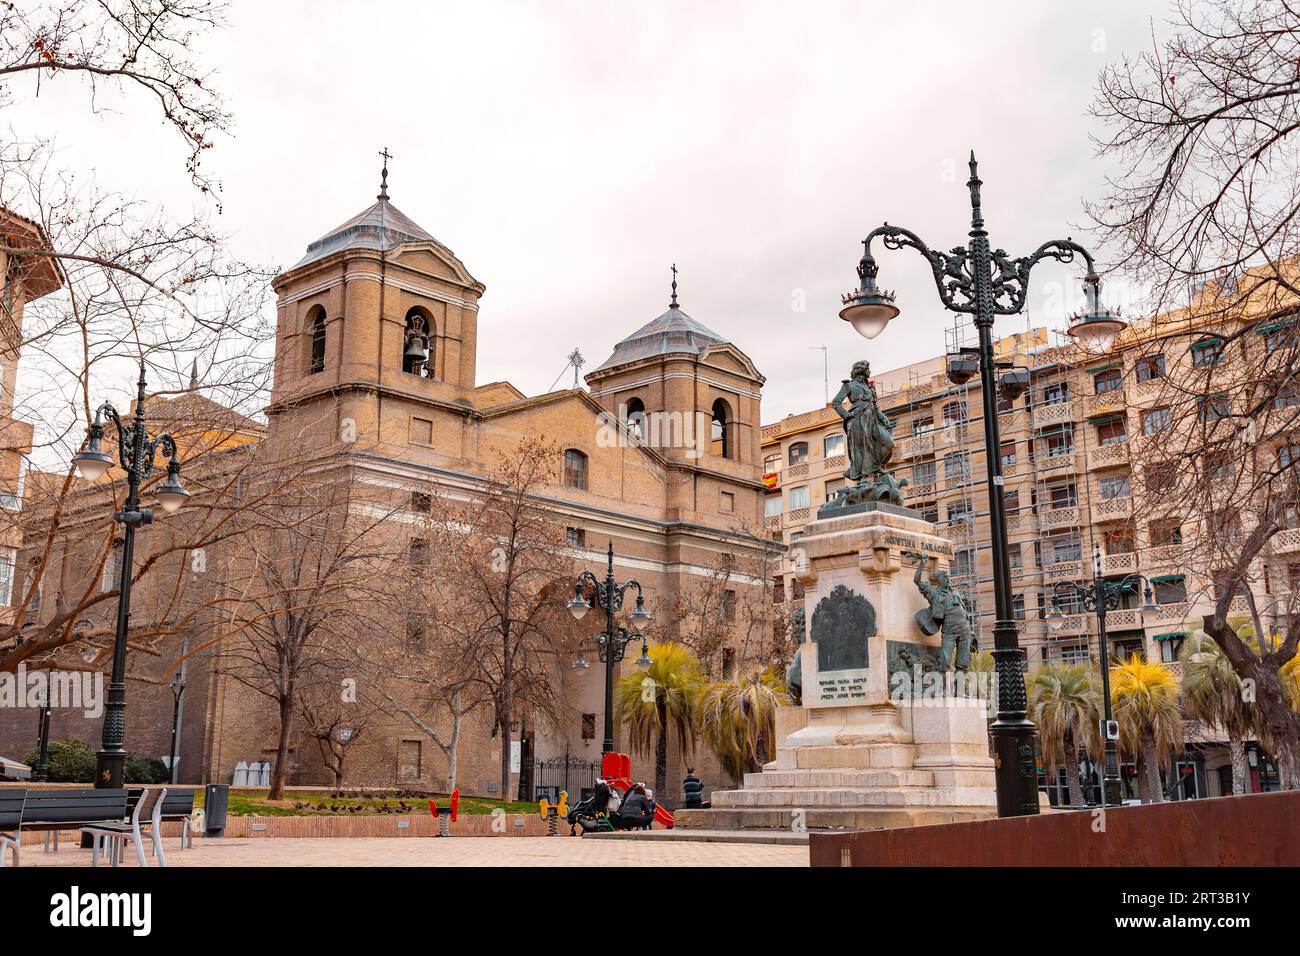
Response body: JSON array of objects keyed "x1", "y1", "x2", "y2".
[
  {"x1": 617, "y1": 783, "x2": 654, "y2": 830},
  {"x1": 682, "y1": 767, "x2": 708, "y2": 809}
]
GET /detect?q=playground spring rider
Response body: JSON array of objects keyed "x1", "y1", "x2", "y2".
[{"x1": 428, "y1": 788, "x2": 460, "y2": 836}]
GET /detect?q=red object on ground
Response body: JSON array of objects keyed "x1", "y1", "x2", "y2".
[
  {"x1": 428, "y1": 799, "x2": 438, "y2": 817},
  {"x1": 600, "y1": 751, "x2": 674, "y2": 829},
  {"x1": 450, "y1": 788, "x2": 460, "y2": 822}
]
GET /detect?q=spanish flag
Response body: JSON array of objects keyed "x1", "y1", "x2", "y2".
[{"x1": 762, "y1": 472, "x2": 778, "y2": 489}]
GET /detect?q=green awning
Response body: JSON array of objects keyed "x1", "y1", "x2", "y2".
[
  {"x1": 1257, "y1": 317, "x2": 1297, "y2": 335},
  {"x1": 1191, "y1": 338, "x2": 1223, "y2": 350},
  {"x1": 1089, "y1": 413, "x2": 1124, "y2": 426},
  {"x1": 1088, "y1": 363, "x2": 1120, "y2": 374},
  {"x1": 1153, "y1": 631, "x2": 1188, "y2": 642},
  {"x1": 1150, "y1": 574, "x2": 1185, "y2": 584}
]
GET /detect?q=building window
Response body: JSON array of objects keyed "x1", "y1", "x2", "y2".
[
  {"x1": 581, "y1": 713, "x2": 596, "y2": 740},
  {"x1": 0, "y1": 550, "x2": 13, "y2": 605},
  {"x1": 948, "y1": 500, "x2": 973, "y2": 524},
  {"x1": 307, "y1": 306, "x2": 326, "y2": 375},
  {"x1": 563, "y1": 449, "x2": 588, "y2": 490},
  {"x1": 1012, "y1": 593, "x2": 1026, "y2": 620},
  {"x1": 1135, "y1": 355, "x2": 1165, "y2": 382},
  {"x1": 942, "y1": 402, "x2": 967, "y2": 426},
  {"x1": 1093, "y1": 367, "x2": 1123, "y2": 393},
  {"x1": 944, "y1": 452, "x2": 970, "y2": 482},
  {"x1": 1264, "y1": 322, "x2": 1297, "y2": 353},
  {"x1": 789, "y1": 486, "x2": 810, "y2": 510},
  {"x1": 1149, "y1": 522, "x2": 1182, "y2": 547},
  {"x1": 764, "y1": 496, "x2": 783, "y2": 517},
  {"x1": 1198, "y1": 393, "x2": 1230, "y2": 423},
  {"x1": 791, "y1": 578, "x2": 805, "y2": 600},
  {"x1": 918, "y1": 505, "x2": 938, "y2": 523},
  {"x1": 1009, "y1": 544, "x2": 1023, "y2": 570},
  {"x1": 1113, "y1": 638, "x2": 1145, "y2": 661},
  {"x1": 566, "y1": 527, "x2": 586, "y2": 547},
  {"x1": 788, "y1": 442, "x2": 809, "y2": 465},
  {"x1": 1053, "y1": 538, "x2": 1082, "y2": 563},
  {"x1": 952, "y1": 548, "x2": 974, "y2": 577},
  {"x1": 711, "y1": 399, "x2": 733, "y2": 460},
  {"x1": 1061, "y1": 644, "x2": 1090, "y2": 665},
  {"x1": 1191, "y1": 337, "x2": 1224, "y2": 368},
  {"x1": 825, "y1": 478, "x2": 845, "y2": 500},
  {"x1": 999, "y1": 441, "x2": 1017, "y2": 466},
  {"x1": 410, "y1": 491, "x2": 431, "y2": 513},
  {"x1": 1043, "y1": 427, "x2": 1073, "y2": 457},
  {"x1": 1005, "y1": 490, "x2": 1020, "y2": 515},
  {"x1": 1279, "y1": 444, "x2": 1300, "y2": 470},
  {"x1": 1094, "y1": 416, "x2": 1127, "y2": 445},
  {"x1": 1048, "y1": 482, "x2": 1077, "y2": 509},
  {"x1": 913, "y1": 460, "x2": 936, "y2": 486},
  {"x1": 721, "y1": 646, "x2": 736, "y2": 676},
  {"x1": 723, "y1": 591, "x2": 737, "y2": 625},
  {"x1": 398, "y1": 740, "x2": 423, "y2": 780},
  {"x1": 1043, "y1": 382, "x2": 1069, "y2": 406},
  {"x1": 1104, "y1": 530, "x2": 1136, "y2": 554},
  {"x1": 719, "y1": 490, "x2": 734, "y2": 513},
  {"x1": 1159, "y1": 636, "x2": 1184, "y2": 663},
  {"x1": 625, "y1": 398, "x2": 647, "y2": 440},
  {"x1": 772, "y1": 577, "x2": 786, "y2": 604},
  {"x1": 912, "y1": 416, "x2": 934, "y2": 434},
  {"x1": 404, "y1": 613, "x2": 427, "y2": 651},
  {"x1": 1099, "y1": 475, "x2": 1130, "y2": 500},
  {"x1": 823, "y1": 433, "x2": 845, "y2": 458},
  {"x1": 1153, "y1": 575, "x2": 1187, "y2": 604},
  {"x1": 408, "y1": 538, "x2": 430, "y2": 567},
  {"x1": 763, "y1": 454, "x2": 781, "y2": 475},
  {"x1": 1142, "y1": 407, "x2": 1172, "y2": 435}
]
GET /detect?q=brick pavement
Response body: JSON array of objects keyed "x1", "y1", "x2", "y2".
[{"x1": 14, "y1": 835, "x2": 808, "y2": 867}]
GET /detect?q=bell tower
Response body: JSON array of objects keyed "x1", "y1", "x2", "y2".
[
  {"x1": 267, "y1": 154, "x2": 485, "y2": 458},
  {"x1": 586, "y1": 267, "x2": 765, "y2": 524}
]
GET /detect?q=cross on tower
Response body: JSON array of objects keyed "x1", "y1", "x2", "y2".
[
  {"x1": 670, "y1": 263, "x2": 678, "y2": 308},
  {"x1": 378, "y1": 147, "x2": 393, "y2": 201}
]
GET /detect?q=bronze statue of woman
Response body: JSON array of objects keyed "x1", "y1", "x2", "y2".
[{"x1": 831, "y1": 360, "x2": 896, "y2": 485}]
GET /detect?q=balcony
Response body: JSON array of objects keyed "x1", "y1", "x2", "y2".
[
  {"x1": 895, "y1": 432, "x2": 935, "y2": 458},
  {"x1": 1084, "y1": 389, "x2": 1126, "y2": 416},
  {"x1": 1147, "y1": 601, "x2": 1190, "y2": 624},
  {"x1": 824, "y1": 455, "x2": 847, "y2": 471},
  {"x1": 1092, "y1": 497, "x2": 1132, "y2": 523},
  {"x1": 1045, "y1": 560, "x2": 1083, "y2": 583},
  {"x1": 1104, "y1": 607, "x2": 1141, "y2": 629},
  {"x1": 784, "y1": 461, "x2": 810, "y2": 480},
  {"x1": 1088, "y1": 442, "x2": 1130, "y2": 471},
  {"x1": 1031, "y1": 402, "x2": 1073, "y2": 431},
  {"x1": 1145, "y1": 545, "x2": 1184, "y2": 569},
  {"x1": 1099, "y1": 551, "x2": 1139, "y2": 576},
  {"x1": 1041, "y1": 505, "x2": 1080, "y2": 529},
  {"x1": 1034, "y1": 451, "x2": 1075, "y2": 474},
  {"x1": 1049, "y1": 614, "x2": 1088, "y2": 636},
  {"x1": 905, "y1": 482, "x2": 937, "y2": 500},
  {"x1": 1272, "y1": 527, "x2": 1300, "y2": 555}
]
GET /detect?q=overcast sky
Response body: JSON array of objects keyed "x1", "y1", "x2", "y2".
[{"x1": 19, "y1": 0, "x2": 1173, "y2": 423}]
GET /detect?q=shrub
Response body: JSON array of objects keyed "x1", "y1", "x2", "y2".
[
  {"x1": 125, "y1": 755, "x2": 169, "y2": 784},
  {"x1": 24, "y1": 739, "x2": 96, "y2": 783}
]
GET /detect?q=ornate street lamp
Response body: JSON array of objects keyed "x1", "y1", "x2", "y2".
[
  {"x1": 31, "y1": 690, "x2": 51, "y2": 783},
  {"x1": 567, "y1": 542, "x2": 652, "y2": 754},
  {"x1": 71, "y1": 362, "x2": 188, "y2": 788},
  {"x1": 840, "y1": 152, "x2": 1125, "y2": 818},
  {"x1": 1048, "y1": 549, "x2": 1158, "y2": 807},
  {"x1": 168, "y1": 670, "x2": 187, "y2": 785}
]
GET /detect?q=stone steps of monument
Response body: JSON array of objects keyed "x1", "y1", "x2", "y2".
[
  {"x1": 742, "y1": 769, "x2": 934, "y2": 789},
  {"x1": 711, "y1": 786, "x2": 968, "y2": 809},
  {"x1": 673, "y1": 806, "x2": 998, "y2": 832}
]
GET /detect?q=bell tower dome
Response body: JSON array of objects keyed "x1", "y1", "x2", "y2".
[{"x1": 267, "y1": 154, "x2": 485, "y2": 454}]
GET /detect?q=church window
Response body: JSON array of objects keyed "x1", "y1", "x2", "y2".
[
  {"x1": 307, "y1": 306, "x2": 326, "y2": 375},
  {"x1": 403, "y1": 308, "x2": 434, "y2": 376},
  {"x1": 564, "y1": 449, "x2": 588, "y2": 490},
  {"x1": 625, "y1": 397, "x2": 646, "y2": 440},
  {"x1": 711, "y1": 399, "x2": 734, "y2": 460}
]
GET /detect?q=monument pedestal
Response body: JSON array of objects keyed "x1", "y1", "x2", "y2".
[{"x1": 676, "y1": 504, "x2": 1015, "y2": 832}]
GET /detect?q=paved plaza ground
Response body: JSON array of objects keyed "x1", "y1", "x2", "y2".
[{"x1": 16, "y1": 835, "x2": 809, "y2": 867}]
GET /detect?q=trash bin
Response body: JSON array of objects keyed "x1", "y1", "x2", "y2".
[{"x1": 204, "y1": 783, "x2": 230, "y2": 838}]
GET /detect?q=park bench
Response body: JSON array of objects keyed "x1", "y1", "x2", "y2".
[
  {"x1": 0, "y1": 789, "x2": 24, "y2": 867},
  {"x1": 15, "y1": 788, "x2": 128, "y2": 859},
  {"x1": 83, "y1": 788, "x2": 167, "y2": 868}
]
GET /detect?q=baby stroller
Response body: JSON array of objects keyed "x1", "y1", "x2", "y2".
[{"x1": 566, "y1": 779, "x2": 619, "y2": 835}]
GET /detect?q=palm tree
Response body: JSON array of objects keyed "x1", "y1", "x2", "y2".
[
  {"x1": 614, "y1": 641, "x2": 703, "y2": 795},
  {"x1": 1180, "y1": 631, "x2": 1255, "y2": 795},
  {"x1": 699, "y1": 666, "x2": 788, "y2": 782},
  {"x1": 1028, "y1": 663, "x2": 1102, "y2": 808},
  {"x1": 1110, "y1": 654, "x2": 1183, "y2": 803}
]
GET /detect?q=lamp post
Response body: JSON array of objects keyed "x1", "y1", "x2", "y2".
[
  {"x1": 32, "y1": 690, "x2": 51, "y2": 782},
  {"x1": 71, "y1": 362, "x2": 189, "y2": 788},
  {"x1": 838, "y1": 152, "x2": 1124, "y2": 817},
  {"x1": 566, "y1": 542, "x2": 652, "y2": 755},
  {"x1": 1048, "y1": 549, "x2": 1159, "y2": 807},
  {"x1": 168, "y1": 670, "x2": 187, "y2": 785}
]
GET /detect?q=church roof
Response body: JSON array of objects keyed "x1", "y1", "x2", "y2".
[
  {"x1": 292, "y1": 197, "x2": 437, "y2": 269},
  {"x1": 592, "y1": 303, "x2": 729, "y2": 373}
]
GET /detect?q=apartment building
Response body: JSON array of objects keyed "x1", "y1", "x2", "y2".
[{"x1": 764, "y1": 312, "x2": 1292, "y2": 801}]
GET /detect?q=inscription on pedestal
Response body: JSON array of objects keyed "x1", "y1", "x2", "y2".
[{"x1": 813, "y1": 669, "x2": 869, "y2": 707}]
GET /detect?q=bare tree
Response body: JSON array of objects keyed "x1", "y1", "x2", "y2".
[
  {"x1": 418, "y1": 438, "x2": 575, "y2": 798},
  {"x1": 297, "y1": 680, "x2": 376, "y2": 790},
  {"x1": 1090, "y1": 0, "x2": 1300, "y2": 788}
]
